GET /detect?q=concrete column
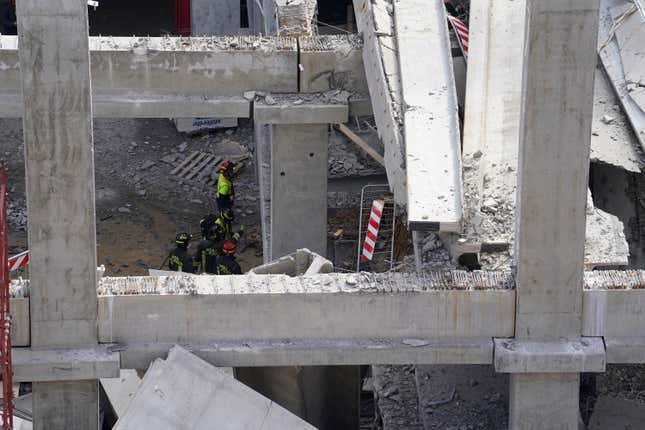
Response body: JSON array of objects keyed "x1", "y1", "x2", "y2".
[
  {"x1": 270, "y1": 124, "x2": 328, "y2": 259},
  {"x1": 16, "y1": 0, "x2": 99, "y2": 428},
  {"x1": 511, "y1": 0, "x2": 600, "y2": 428},
  {"x1": 191, "y1": 0, "x2": 241, "y2": 36}
]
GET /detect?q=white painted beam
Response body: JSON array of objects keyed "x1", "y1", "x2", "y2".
[{"x1": 394, "y1": 0, "x2": 462, "y2": 232}]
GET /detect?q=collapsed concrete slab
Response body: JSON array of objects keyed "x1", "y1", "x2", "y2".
[
  {"x1": 115, "y1": 346, "x2": 316, "y2": 430},
  {"x1": 394, "y1": 0, "x2": 462, "y2": 232},
  {"x1": 249, "y1": 248, "x2": 333, "y2": 275},
  {"x1": 460, "y1": 0, "x2": 631, "y2": 268},
  {"x1": 353, "y1": 0, "x2": 407, "y2": 206}
]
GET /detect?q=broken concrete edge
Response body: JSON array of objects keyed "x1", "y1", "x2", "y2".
[
  {"x1": 12, "y1": 345, "x2": 120, "y2": 382},
  {"x1": 250, "y1": 248, "x2": 333, "y2": 276},
  {"x1": 112, "y1": 338, "x2": 494, "y2": 369},
  {"x1": 11, "y1": 270, "x2": 645, "y2": 298},
  {"x1": 493, "y1": 337, "x2": 606, "y2": 373}
]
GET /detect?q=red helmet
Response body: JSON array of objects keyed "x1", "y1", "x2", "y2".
[
  {"x1": 222, "y1": 240, "x2": 236, "y2": 255},
  {"x1": 218, "y1": 161, "x2": 235, "y2": 174}
]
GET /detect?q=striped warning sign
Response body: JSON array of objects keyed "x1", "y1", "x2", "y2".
[
  {"x1": 8, "y1": 250, "x2": 28, "y2": 272},
  {"x1": 361, "y1": 199, "x2": 385, "y2": 262}
]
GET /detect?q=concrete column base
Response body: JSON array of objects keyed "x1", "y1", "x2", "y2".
[
  {"x1": 32, "y1": 380, "x2": 98, "y2": 430},
  {"x1": 509, "y1": 373, "x2": 580, "y2": 430}
]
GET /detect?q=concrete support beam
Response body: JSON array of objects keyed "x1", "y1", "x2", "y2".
[
  {"x1": 96, "y1": 273, "x2": 515, "y2": 345},
  {"x1": 117, "y1": 338, "x2": 494, "y2": 369},
  {"x1": 604, "y1": 337, "x2": 645, "y2": 363},
  {"x1": 514, "y1": 0, "x2": 599, "y2": 340},
  {"x1": 509, "y1": 373, "x2": 581, "y2": 429},
  {"x1": 0, "y1": 93, "x2": 251, "y2": 118},
  {"x1": 0, "y1": 35, "x2": 298, "y2": 103},
  {"x1": 270, "y1": 124, "x2": 327, "y2": 258},
  {"x1": 32, "y1": 380, "x2": 99, "y2": 430},
  {"x1": 394, "y1": 0, "x2": 462, "y2": 232},
  {"x1": 494, "y1": 338, "x2": 606, "y2": 373},
  {"x1": 12, "y1": 346, "x2": 120, "y2": 382},
  {"x1": 16, "y1": 0, "x2": 101, "y2": 427},
  {"x1": 254, "y1": 95, "x2": 342, "y2": 260},
  {"x1": 510, "y1": 1, "x2": 600, "y2": 428}
]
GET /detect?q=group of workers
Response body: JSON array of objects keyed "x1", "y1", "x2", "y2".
[{"x1": 168, "y1": 161, "x2": 243, "y2": 275}]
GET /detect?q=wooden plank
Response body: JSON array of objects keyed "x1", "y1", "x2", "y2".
[
  {"x1": 336, "y1": 123, "x2": 385, "y2": 167},
  {"x1": 187, "y1": 154, "x2": 215, "y2": 180},
  {"x1": 170, "y1": 151, "x2": 200, "y2": 176}
]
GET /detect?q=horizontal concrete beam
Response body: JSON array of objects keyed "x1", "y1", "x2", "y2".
[
  {"x1": 12, "y1": 346, "x2": 120, "y2": 382},
  {"x1": 0, "y1": 93, "x2": 251, "y2": 118},
  {"x1": 117, "y1": 338, "x2": 494, "y2": 369},
  {"x1": 604, "y1": 337, "x2": 645, "y2": 364},
  {"x1": 0, "y1": 35, "x2": 298, "y2": 106},
  {"x1": 254, "y1": 94, "x2": 349, "y2": 124},
  {"x1": 494, "y1": 338, "x2": 606, "y2": 373},
  {"x1": 97, "y1": 274, "x2": 515, "y2": 345}
]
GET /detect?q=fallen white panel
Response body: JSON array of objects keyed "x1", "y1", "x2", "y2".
[
  {"x1": 353, "y1": 0, "x2": 407, "y2": 205},
  {"x1": 115, "y1": 346, "x2": 316, "y2": 430},
  {"x1": 101, "y1": 370, "x2": 142, "y2": 419},
  {"x1": 598, "y1": 0, "x2": 645, "y2": 150},
  {"x1": 395, "y1": 0, "x2": 462, "y2": 231}
]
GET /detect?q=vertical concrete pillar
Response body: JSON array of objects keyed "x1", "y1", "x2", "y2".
[
  {"x1": 16, "y1": 0, "x2": 99, "y2": 428},
  {"x1": 271, "y1": 124, "x2": 328, "y2": 259},
  {"x1": 191, "y1": 0, "x2": 241, "y2": 36},
  {"x1": 511, "y1": 0, "x2": 600, "y2": 428}
]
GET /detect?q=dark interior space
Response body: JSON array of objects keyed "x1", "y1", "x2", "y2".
[{"x1": 88, "y1": 0, "x2": 175, "y2": 36}]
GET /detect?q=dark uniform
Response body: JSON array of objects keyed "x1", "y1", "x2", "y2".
[
  {"x1": 216, "y1": 254, "x2": 242, "y2": 275},
  {"x1": 194, "y1": 238, "x2": 221, "y2": 274},
  {"x1": 215, "y1": 209, "x2": 244, "y2": 243},
  {"x1": 168, "y1": 246, "x2": 194, "y2": 273}
]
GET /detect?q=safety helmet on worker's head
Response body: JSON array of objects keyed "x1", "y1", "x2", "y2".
[
  {"x1": 175, "y1": 232, "x2": 191, "y2": 245},
  {"x1": 220, "y1": 208, "x2": 235, "y2": 221},
  {"x1": 218, "y1": 161, "x2": 236, "y2": 175},
  {"x1": 222, "y1": 240, "x2": 236, "y2": 255}
]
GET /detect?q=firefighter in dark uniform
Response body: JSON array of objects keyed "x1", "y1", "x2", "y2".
[
  {"x1": 214, "y1": 161, "x2": 235, "y2": 211},
  {"x1": 168, "y1": 233, "x2": 195, "y2": 273},
  {"x1": 214, "y1": 208, "x2": 245, "y2": 243},
  {"x1": 216, "y1": 240, "x2": 242, "y2": 275},
  {"x1": 193, "y1": 220, "x2": 224, "y2": 274}
]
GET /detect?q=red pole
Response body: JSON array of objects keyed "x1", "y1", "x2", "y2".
[
  {"x1": 175, "y1": 0, "x2": 191, "y2": 36},
  {"x1": 0, "y1": 164, "x2": 13, "y2": 430}
]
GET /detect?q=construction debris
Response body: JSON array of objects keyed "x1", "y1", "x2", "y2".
[{"x1": 115, "y1": 346, "x2": 316, "y2": 429}]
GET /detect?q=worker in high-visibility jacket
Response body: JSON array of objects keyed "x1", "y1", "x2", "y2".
[
  {"x1": 168, "y1": 233, "x2": 195, "y2": 273},
  {"x1": 215, "y1": 161, "x2": 235, "y2": 211},
  {"x1": 216, "y1": 240, "x2": 242, "y2": 275},
  {"x1": 214, "y1": 208, "x2": 245, "y2": 243}
]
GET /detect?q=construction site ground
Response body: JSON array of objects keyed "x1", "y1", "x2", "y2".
[{"x1": 2, "y1": 117, "x2": 645, "y2": 428}]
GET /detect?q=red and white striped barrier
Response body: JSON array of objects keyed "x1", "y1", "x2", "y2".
[
  {"x1": 448, "y1": 15, "x2": 469, "y2": 61},
  {"x1": 361, "y1": 199, "x2": 385, "y2": 262},
  {"x1": 8, "y1": 251, "x2": 28, "y2": 272}
]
